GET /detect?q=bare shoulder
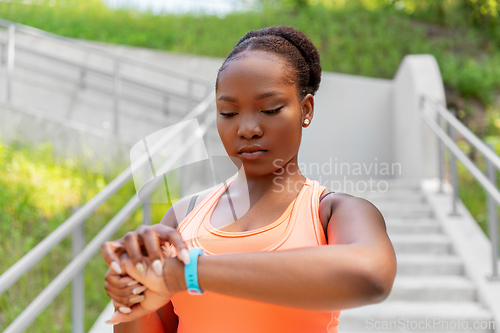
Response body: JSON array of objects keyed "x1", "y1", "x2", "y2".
[
  {"x1": 320, "y1": 192, "x2": 388, "y2": 245},
  {"x1": 158, "y1": 187, "x2": 216, "y2": 229}
]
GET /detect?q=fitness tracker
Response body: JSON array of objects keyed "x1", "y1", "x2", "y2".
[{"x1": 185, "y1": 247, "x2": 205, "y2": 295}]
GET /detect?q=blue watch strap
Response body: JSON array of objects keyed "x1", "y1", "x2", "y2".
[{"x1": 185, "y1": 248, "x2": 205, "y2": 295}]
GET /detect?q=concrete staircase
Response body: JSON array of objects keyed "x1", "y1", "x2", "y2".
[
  {"x1": 0, "y1": 26, "x2": 226, "y2": 174},
  {"x1": 338, "y1": 180, "x2": 495, "y2": 333}
]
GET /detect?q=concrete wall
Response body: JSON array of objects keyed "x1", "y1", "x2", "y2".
[
  {"x1": 299, "y1": 55, "x2": 446, "y2": 192},
  {"x1": 299, "y1": 72, "x2": 394, "y2": 190}
]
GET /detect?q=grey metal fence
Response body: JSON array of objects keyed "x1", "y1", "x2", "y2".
[
  {"x1": 420, "y1": 95, "x2": 500, "y2": 281},
  {"x1": 0, "y1": 18, "x2": 217, "y2": 332},
  {"x1": 0, "y1": 19, "x2": 212, "y2": 136},
  {"x1": 0, "y1": 92, "x2": 216, "y2": 333}
]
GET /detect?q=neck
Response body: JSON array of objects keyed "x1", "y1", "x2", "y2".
[{"x1": 230, "y1": 155, "x2": 306, "y2": 199}]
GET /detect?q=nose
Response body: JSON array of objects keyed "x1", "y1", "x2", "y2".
[{"x1": 236, "y1": 113, "x2": 263, "y2": 139}]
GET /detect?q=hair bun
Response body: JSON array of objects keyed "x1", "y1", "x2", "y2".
[{"x1": 218, "y1": 25, "x2": 322, "y2": 97}]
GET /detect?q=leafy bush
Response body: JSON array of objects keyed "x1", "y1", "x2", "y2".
[{"x1": 0, "y1": 140, "x2": 171, "y2": 332}]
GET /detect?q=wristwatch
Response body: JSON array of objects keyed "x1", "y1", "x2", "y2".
[{"x1": 185, "y1": 247, "x2": 205, "y2": 295}]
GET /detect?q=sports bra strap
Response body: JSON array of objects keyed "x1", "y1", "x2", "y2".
[
  {"x1": 319, "y1": 191, "x2": 335, "y2": 202},
  {"x1": 185, "y1": 194, "x2": 199, "y2": 218}
]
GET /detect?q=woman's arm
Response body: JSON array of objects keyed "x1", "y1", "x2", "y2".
[
  {"x1": 107, "y1": 193, "x2": 397, "y2": 323},
  {"x1": 198, "y1": 194, "x2": 396, "y2": 311},
  {"x1": 113, "y1": 311, "x2": 164, "y2": 333},
  {"x1": 179, "y1": 194, "x2": 395, "y2": 311}
]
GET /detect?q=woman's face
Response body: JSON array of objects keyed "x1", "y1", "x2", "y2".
[{"x1": 216, "y1": 50, "x2": 313, "y2": 177}]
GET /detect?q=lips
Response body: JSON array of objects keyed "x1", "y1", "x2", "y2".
[{"x1": 237, "y1": 146, "x2": 268, "y2": 159}]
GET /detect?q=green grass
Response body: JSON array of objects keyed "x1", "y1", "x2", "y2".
[
  {"x1": 0, "y1": 140, "x2": 173, "y2": 332},
  {"x1": 0, "y1": 0, "x2": 499, "y2": 107},
  {"x1": 450, "y1": 139, "x2": 500, "y2": 245}
]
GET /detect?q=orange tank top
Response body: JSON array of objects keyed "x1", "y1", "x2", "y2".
[{"x1": 169, "y1": 177, "x2": 341, "y2": 333}]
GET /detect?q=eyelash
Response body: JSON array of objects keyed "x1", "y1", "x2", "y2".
[
  {"x1": 219, "y1": 106, "x2": 283, "y2": 117},
  {"x1": 262, "y1": 106, "x2": 284, "y2": 114}
]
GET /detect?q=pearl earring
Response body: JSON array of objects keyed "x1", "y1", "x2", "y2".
[{"x1": 303, "y1": 119, "x2": 310, "y2": 126}]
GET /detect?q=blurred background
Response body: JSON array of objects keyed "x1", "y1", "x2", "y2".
[{"x1": 1, "y1": 0, "x2": 500, "y2": 332}]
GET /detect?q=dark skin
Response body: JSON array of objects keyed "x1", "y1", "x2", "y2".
[{"x1": 101, "y1": 50, "x2": 397, "y2": 331}]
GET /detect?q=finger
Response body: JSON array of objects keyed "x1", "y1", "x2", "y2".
[
  {"x1": 141, "y1": 228, "x2": 164, "y2": 276},
  {"x1": 119, "y1": 252, "x2": 146, "y2": 283},
  {"x1": 161, "y1": 242, "x2": 174, "y2": 258},
  {"x1": 105, "y1": 268, "x2": 140, "y2": 289},
  {"x1": 151, "y1": 225, "x2": 190, "y2": 265},
  {"x1": 106, "y1": 289, "x2": 146, "y2": 307},
  {"x1": 101, "y1": 240, "x2": 125, "y2": 274},
  {"x1": 105, "y1": 281, "x2": 147, "y2": 298},
  {"x1": 123, "y1": 231, "x2": 146, "y2": 277},
  {"x1": 105, "y1": 301, "x2": 151, "y2": 325},
  {"x1": 112, "y1": 300, "x2": 132, "y2": 314}
]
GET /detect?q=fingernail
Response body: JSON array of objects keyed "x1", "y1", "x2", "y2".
[
  {"x1": 132, "y1": 286, "x2": 147, "y2": 294},
  {"x1": 126, "y1": 280, "x2": 139, "y2": 287},
  {"x1": 105, "y1": 312, "x2": 121, "y2": 325},
  {"x1": 130, "y1": 295, "x2": 145, "y2": 304},
  {"x1": 136, "y1": 262, "x2": 146, "y2": 277},
  {"x1": 111, "y1": 261, "x2": 122, "y2": 275},
  {"x1": 152, "y1": 259, "x2": 163, "y2": 276},
  {"x1": 119, "y1": 306, "x2": 131, "y2": 314},
  {"x1": 180, "y1": 249, "x2": 190, "y2": 265}
]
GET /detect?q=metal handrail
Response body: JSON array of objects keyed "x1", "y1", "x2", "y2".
[
  {"x1": 13, "y1": 43, "x2": 206, "y2": 104},
  {"x1": 0, "y1": 19, "x2": 212, "y2": 134},
  {"x1": 2, "y1": 100, "x2": 216, "y2": 333},
  {"x1": 0, "y1": 92, "x2": 214, "y2": 295},
  {"x1": 14, "y1": 59, "x2": 187, "y2": 122},
  {"x1": 420, "y1": 95, "x2": 500, "y2": 281},
  {"x1": 0, "y1": 18, "x2": 209, "y2": 87},
  {"x1": 0, "y1": 91, "x2": 216, "y2": 333}
]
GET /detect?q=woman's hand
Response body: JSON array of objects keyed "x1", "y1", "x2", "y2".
[
  {"x1": 101, "y1": 224, "x2": 191, "y2": 322},
  {"x1": 101, "y1": 224, "x2": 191, "y2": 277},
  {"x1": 105, "y1": 251, "x2": 185, "y2": 324},
  {"x1": 104, "y1": 266, "x2": 145, "y2": 310}
]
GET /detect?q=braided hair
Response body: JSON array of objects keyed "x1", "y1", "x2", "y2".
[{"x1": 215, "y1": 25, "x2": 322, "y2": 99}]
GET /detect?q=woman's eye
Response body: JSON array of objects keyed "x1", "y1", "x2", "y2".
[
  {"x1": 261, "y1": 106, "x2": 283, "y2": 114},
  {"x1": 219, "y1": 112, "x2": 237, "y2": 117}
]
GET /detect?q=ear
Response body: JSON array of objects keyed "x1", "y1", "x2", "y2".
[{"x1": 300, "y1": 94, "x2": 314, "y2": 127}]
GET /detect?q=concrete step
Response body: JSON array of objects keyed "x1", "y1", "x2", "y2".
[
  {"x1": 388, "y1": 275, "x2": 476, "y2": 302},
  {"x1": 352, "y1": 190, "x2": 427, "y2": 204},
  {"x1": 337, "y1": 301, "x2": 494, "y2": 333},
  {"x1": 386, "y1": 221, "x2": 442, "y2": 235},
  {"x1": 396, "y1": 254, "x2": 464, "y2": 276},
  {"x1": 374, "y1": 203, "x2": 434, "y2": 219},
  {"x1": 385, "y1": 217, "x2": 440, "y2": 224},
  {"x1": 390, "y1": 234, "x2": 453, "y2": 255}
]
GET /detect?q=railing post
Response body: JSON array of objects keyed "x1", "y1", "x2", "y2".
[
  {"x1": 486, "y1": 143, "x2": 500, "y2": 281},
  {"x1": 447, "y1": 109, "x2": 460, "y2": 216},
  {"x1": 437, "y1": 111, "x2": 445, "y2": 194},
  {"x1": 113, "y1": 59, "x2": 121, "y2": 135},
  {"x1": 6, "y1": 24, "x2": 15, "y2": 104},
  {"x1": 72, "y1": 207, "x2": 84, "y2": 333}
]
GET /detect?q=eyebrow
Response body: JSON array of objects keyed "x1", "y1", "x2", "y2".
[
  {"x1": 217, "y1": 95, "x2": 238, "y2": 102},
  {"x1": 217, "y1": 91, "x2": 284, "y2": 102},
  {"x1": 254, "y1": 91, "x2": 284, "y2": 100}
]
